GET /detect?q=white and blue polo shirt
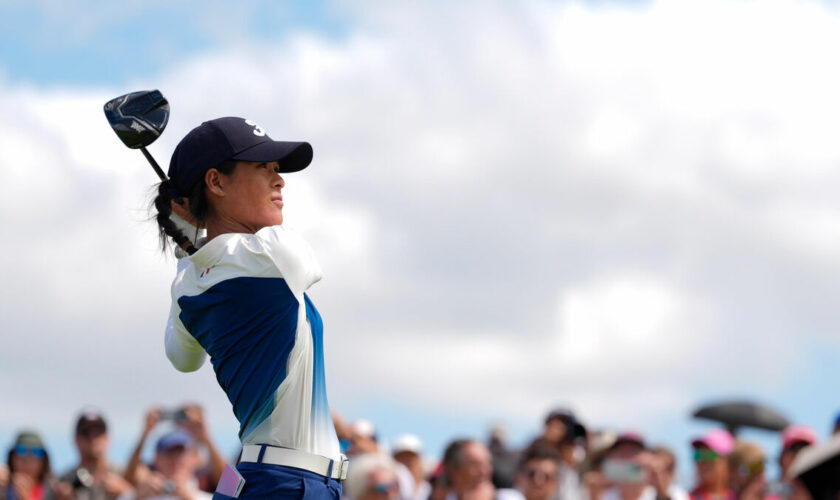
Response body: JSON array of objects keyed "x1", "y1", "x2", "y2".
[{"x1": 164, "y1": 225, "x2": 341, "y2": 462}]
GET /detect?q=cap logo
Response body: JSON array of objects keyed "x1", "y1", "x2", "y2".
[{"x1": 244, "y1": 119, "x2": 266, "y2": 137}]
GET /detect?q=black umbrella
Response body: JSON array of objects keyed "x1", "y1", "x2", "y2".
[
  {"x1": 692, "y1": 400, "x2": 790, "y2": 435},
  {"x1": 790, "y1": 434, "x2": 840, "y2": 500}
]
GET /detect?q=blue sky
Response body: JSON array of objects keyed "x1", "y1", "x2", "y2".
[
  {"x1": 0, "y1": 1, "x2": 348, "y2": 86},
  {"x1": 2, "y1": 0, "x2": 840, "y2": 489}
]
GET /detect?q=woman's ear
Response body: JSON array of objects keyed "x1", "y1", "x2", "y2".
[{"x1": 205, "y1": 168, "x2": 225, "y2": 197}]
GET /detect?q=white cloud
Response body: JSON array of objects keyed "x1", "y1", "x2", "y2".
[{"x1": 557, "y1": 277, "x2": 686, "y2": 362}]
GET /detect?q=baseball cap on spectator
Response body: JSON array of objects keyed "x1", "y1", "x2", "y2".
[
  {"x1": 691, "y1": 429, "x2": 735, "y2": 457},
  {"x1": 75, "y1": 409, "x2": 107, "y2": 437},
  {"x1": 781, "y1": 425, "x2": 817, "y2": 450},
  {"x1": 612, "y1": 431, "x2": 646, "y2": 450},
  {"x1": 14, "y1": 431, "x2": 46, "y2": 449},
  {"x1": 353, "y1": 419, "x2": 377, "y2": 441},
  {"x1": 156, "y1": 430, "x2": 193, "y2": 453},
  {"x1": 392, "y1": 434, "x2": 423, "y2": 455},
  {"x1": 545, "y1": 408, "x2": 577, "y2": 424}
]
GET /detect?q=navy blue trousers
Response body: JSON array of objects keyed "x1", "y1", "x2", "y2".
[{"x1": 212, "y1": 462, "x2": 342, "y2": 500}]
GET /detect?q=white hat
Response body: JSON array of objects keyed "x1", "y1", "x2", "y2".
[
  {"x1": 352, "y1": 419, "x2": 376, "y2": 439},
  {"x1": 392, "y1": 434, "x2": 423, "y2": 455}
]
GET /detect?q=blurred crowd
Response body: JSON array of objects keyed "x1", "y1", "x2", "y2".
[
  {"x1": 333, "y1": 409, "x2": 837, "y2": 500},
  {"x1": 2, "y1": 404, "x2": 838, "y2": 500},
  {"x1": 0, "y1": 405, "x2": 222, "y2": 500}
]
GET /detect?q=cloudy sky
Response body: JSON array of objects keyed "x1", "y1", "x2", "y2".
[{"x1": 2, "y1": 0, "x2": 840, "y2": 485}]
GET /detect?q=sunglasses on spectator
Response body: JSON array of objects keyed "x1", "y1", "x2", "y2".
[
  {"x1": 736, "y1": 462, "x2": 764, "y2": 477},
  {"x1": 371, "y1": 482, "x2": 398, "y2": 495},
  {"x1": 693, "y1": 449, "x2": 719, "y2": 463},
  {"x1": 77, "y1": 426, "x2": 106, "y2": 438},
  {"x1": 785, "y1": 442, "x2": 810, "y2": 453},
  {"x1": 14, "y1": 445, "x2": 45, "y2": 458},
  {"x1": 524, "y1": 468, "x2": 558, "y2": 482}
]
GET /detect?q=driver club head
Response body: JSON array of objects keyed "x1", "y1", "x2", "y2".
[{"x1": 103, "y1": 89, "x2": 169, "y2": 149}]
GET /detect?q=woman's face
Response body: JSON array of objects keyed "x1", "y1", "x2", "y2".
[
  {"x1": 11, "y1": 449, "x2": 45, "y2": 480},
  {"x1": 207, "y1": 160, "x2": 285, "y2": 232},
  {"x1": 153, "y1": 445, "x2": 198, "y2": 481},
  {"x1": 693, "y1": 446, "x2": 728, "y2": 488}
]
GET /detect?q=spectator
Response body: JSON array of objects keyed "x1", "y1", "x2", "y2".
[
  {"x1": 488, "y1": 425, "x2": 519, "y2": 489},
  {"x1": 650, "y1": 446, "x2": 689, "y2": 500},
  {"x1": 530, "y1": 409, "x2": 586, "y2": 500},
  {"x1": 514, "y1": 445, "x2": 560, "y2": 500},
  {"x1": 131, "y1": 430, "x2": 211, "y2": 500},
  {"x1": 0, "y1": 466, "x2": 7, "y2": 495},
  {"x1": 727, "y1": 442, "x2": 765, "y2": 500},
  {"x1": 124, "y1": 406, "x2": 224, "y2": 493},
  {"x1": 428, "y1": 466, "x2": 449, "y2": 500},
  {"x1": 581, "y1": 431, "x2": 616, "y2": 500},
  {"x1": 2, "y1": 431, "x2": 54, "y2": 500},
  {"x1": 832, "y1": 412, "x2": 840, "y2": 436},
  {"x1": 442, "y1": 439, "x2": 523, "y2": 500},
  {"x1": 49, "y1": 409, "x2": 133, "y2": 500},
  {"x1": 332, "y1": 412, "x2": 353, "y2": 455},
  {"x1": 768, "y1": 425, "x2": 817, "y2": 500},
  {"x1": 689, "y1": 429, "x2": 735, "y2": 500},
  {"x1": 344, "y1": 453, "x2": 400, "y2": 500},
  {"x1": 175, "y1": 405, "x2": 225, "y2": 491},
  {"x1": 593, "y1": 432, "x2": 672, "y2": 500},
  {"x1": 392, "y1": 435, "x2": 430, "y2": 500},
  {"x1": 349, "y1": 420, "x2": 380, "y2": 457}
]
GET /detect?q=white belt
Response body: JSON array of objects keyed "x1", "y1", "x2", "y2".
[{"x1": 240, "y1": 445, "x2": 349, "y2": 481}]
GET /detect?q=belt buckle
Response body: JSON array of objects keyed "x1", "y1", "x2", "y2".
[{"x1": 339, "y1": 455, "x2": 349, "y2": 480}]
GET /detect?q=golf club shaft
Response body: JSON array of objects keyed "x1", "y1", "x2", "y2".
[{"x1": 140, "y1": 146, "x2": 168, "y2": 181}]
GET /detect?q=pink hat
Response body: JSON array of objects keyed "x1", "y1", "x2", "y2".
[
  {"x1": 781, "y1": 424, "x2": 817, "y2": 449},
  {"x1": 613, "y1": 431, "x2": 646, "y2": 449},
  {"x1": 691, "y1": 429, "x2": 735, "y2": 456}
]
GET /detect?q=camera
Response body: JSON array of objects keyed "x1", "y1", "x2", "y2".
[
  {"x1": 162, "y1": 480, "x2": 176, "y2": 494},
  {"x1": 159, "y1": 408, "x2": 187, "y2": 422},
  {"x1": 72, "y1": 467, "x2": 94, "y2": 489}
]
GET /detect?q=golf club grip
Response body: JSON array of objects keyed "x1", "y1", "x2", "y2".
[{"x1": 140, "y1": 146, "x2": 168, "y2": 182}]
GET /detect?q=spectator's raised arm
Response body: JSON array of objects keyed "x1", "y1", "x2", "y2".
[
  {"x1": 124, "y1": 407, "x2": 161, "y2": 486},
  {"x1": 180, "y1": 404, "x2": 226, "y2": 489}
]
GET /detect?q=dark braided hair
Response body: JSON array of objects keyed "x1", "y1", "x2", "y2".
[{"x1": 153, "y1": 159, "x2": 237, "y2": 255}]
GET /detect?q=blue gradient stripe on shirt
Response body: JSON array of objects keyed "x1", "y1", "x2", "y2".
[{"x1": 178, "y1": 276, "x2": 298, "y2": 439}]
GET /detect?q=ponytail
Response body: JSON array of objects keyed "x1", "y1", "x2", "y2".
[
  {"x1": 153, "y1": 179, "x2": 198, "y2": 255},
  {"x1": 151, "y1": 159, "x2": 237, "y2": 255}
]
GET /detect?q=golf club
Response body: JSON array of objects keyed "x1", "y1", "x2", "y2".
[
  {"x1": 104, "y1": 89, "x2": 198, "y2": 252},
  {"x1": 103, "y1": 89, "x2": 169, "y2": 181}
]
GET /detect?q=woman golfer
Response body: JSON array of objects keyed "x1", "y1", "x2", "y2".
[{"x1": 153, "y1": 117, "x2": 346, "y2": 499}]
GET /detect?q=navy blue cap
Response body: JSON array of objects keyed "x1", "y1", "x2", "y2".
[
  {"x1": 545, "y1": 408, "x2": 577, "y2": 425},
  {"x1": 75, "y1": 409, "x2": 108, "y2": 436},
  {"x1": 155, "y1": 429, "x2": 194, "y2": 452},
  {"x1": 168, "y1": 117, "x2": 313, "y2": 197}
]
